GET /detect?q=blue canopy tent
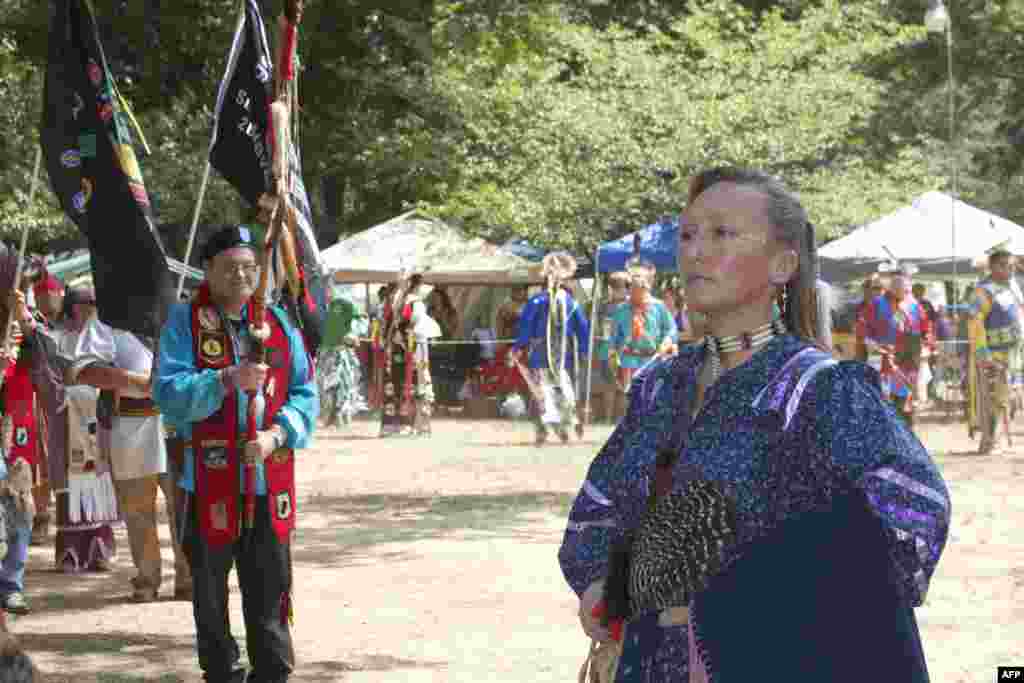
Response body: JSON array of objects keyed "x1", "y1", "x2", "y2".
[{"x1": 594, "y1": 218, "x2": 679, "y2": 273}]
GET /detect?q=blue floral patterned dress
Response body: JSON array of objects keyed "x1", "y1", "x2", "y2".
[{"x1": 559, "y1": 335, "x2": 950, "y2": 682}]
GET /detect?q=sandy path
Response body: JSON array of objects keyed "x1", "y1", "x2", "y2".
[{"x1": 9, "y1": 411, "x2": 1024, "y2": 682}]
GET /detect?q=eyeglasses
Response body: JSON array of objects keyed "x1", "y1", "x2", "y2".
[{"x1": 220, "y1": 264, "x2": 260, "y2": 277}]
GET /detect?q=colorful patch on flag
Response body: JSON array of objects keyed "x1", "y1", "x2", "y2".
[
  {"x1": 60, "y1": 149, "x2": 81, "y2": 168},
  {"x1": 129, "y1": 182, "x2": 150, "y2": 206},
  {"x1": 72, "y1": 92, "x2": 84, "y2": 120},
  {"x1": 114, "y1": 143, "x2": 143, "y2": 182},
  {"x1": 78, "y1": 133, "x2": 97, "y2": 158},
  {"x1": 87, "y1": 59, "x2": 102, "y2": 86}
]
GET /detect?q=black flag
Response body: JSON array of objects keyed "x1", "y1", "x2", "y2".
[
  {"x1": 209, "y1": 0, "x2": 274, "y2": 205},
  {"x1": 40, "y1": 0, "x2": 172, "y2": 341},
  {"x1": 210, "y1": 0, "x2": 327, "y2": 354}
]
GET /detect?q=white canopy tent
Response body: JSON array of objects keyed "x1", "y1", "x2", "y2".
[
  {"x1": 322, "y1": 211, "x2": 545, "y2": 336},
  {"x1": 819, "y1": 192, "x2": 1024, "y2": 282}
]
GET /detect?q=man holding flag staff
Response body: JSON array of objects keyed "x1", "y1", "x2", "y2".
[{"x1": 155, "y1": 225, "x2": 317, "y2": 683}]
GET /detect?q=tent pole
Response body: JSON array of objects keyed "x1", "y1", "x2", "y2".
[{"x1": 585, "y1": 247, "x2": 600, "y2": 425}]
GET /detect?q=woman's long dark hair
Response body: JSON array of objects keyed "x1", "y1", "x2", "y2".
[{"x1": 687, "y1": 167, "x2": 823, "y2": 347}]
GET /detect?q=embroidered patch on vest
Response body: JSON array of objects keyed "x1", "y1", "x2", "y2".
[
  {"x1": 211, "y1": 501, "x2": 229, "y2": 531},
  {"x1": 269, "y1": 448, "x2": 290, "y2": 465},
  {"x1": 197, "y1": 306, "x2": 221, "y2": 331},
  {"x1": 267, "y1": 348, "x2": 286, "y2": 369},
  {"x1": 198, "y1": 331, "x2": 229, "y2": 367},
  {"x1": 275, "y1": 491, "x2": 292, "y2": 520},
  {"x1": 203, "y1": 447, "x2": 229, "y2": 470},
  {"x1": 14, "y1": 427, "x2": 28, "y2": 447}
]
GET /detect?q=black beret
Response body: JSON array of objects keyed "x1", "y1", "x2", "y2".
[{"x1": 200, "y1": 225, "x2": 257, "y2": 263}]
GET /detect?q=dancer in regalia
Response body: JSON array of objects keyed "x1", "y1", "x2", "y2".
[
  {"x1": 0, "y1": 245, "x2": 72, "y2": 614},
  {"x1": 51, "y1": 287, "x2": 118, "y2": 573},
  {"x1": 560, "y1": 167, "x2": 949, "y2": 683},
  {"x1": 27, "y1": 272, "x2": 63, "y2": 545},
  {"x1": 379, "y1": 273, "x2": 438, "y2": 437},
  {"x1": 966, "y1": 246, "x2": 1024, "y2": 454},
  {"x1": 855, "y1": 262, "x2": 933, "y2": 430},
  {"x1": 0, "y1": 290, "x2": 42, "y2": 616},
  {"x1": 511, "y1": 253, "x2": 590, "y2": 445},
  {"x1": 155, "y1": 226, "x2": 317, "y2": 682}
]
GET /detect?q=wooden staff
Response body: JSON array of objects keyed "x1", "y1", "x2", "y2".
[{"x1": 244, "y1": 0, "x2": 303, "y2": 536}]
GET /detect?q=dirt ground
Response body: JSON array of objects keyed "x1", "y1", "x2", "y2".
[{"x1": 8, "y1": 407, "x2": 1024, "y2": 682}]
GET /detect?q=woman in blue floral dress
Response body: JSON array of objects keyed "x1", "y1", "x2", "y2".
[{"x1": 559, "y1": 168, "x2": 950, "y2": 682}]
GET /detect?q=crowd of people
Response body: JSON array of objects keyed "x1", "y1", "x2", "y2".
[
  {"x1": 847, "y1": 246, "x2": 1024, "y2": 454},
  {"x1": 313, "y1": 258, "x2": 703, "y2": 443}
]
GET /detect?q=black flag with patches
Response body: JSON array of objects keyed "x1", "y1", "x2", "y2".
[
  {"x1": 209, "y1": 0, "x2": 327, "y2": 355},
  {"x1": 209, "y1": 0, "x2": 274, "y2": 205},
  {"x1": 40, "y1": 0, "x2": 172, "y2": 341}
]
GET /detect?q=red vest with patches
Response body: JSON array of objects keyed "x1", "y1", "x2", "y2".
[
  {"x1": 3, "y1": 357, "x2": 38, "y2": 467},
  {"x1": 190, "y1": 301, "x2": 297, "y2": 548}
]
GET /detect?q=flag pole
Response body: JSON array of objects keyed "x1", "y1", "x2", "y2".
[
  {"x1": 4, "y1": 146, "x2": 44, "y2": 354},
  {"x1": 177, "y1": 161, "x2": 212, "y2": 298},
  {"x1": 585, "y1": 246, "x2": 600, "y2": 425}
]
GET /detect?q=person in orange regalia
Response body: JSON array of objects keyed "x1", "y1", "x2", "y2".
[{"x1": 607, "y1": 258, "x2": 678, "y2": 394}]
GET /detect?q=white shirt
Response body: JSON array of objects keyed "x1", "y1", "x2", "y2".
[{"x1": 70, "y1": 317, "x2": 167, "y2": 480}]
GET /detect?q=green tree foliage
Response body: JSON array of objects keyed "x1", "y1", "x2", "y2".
[
  {"x1": 433, "y1": 1, "x2": 950, "y2": 250},
  {"x1": 0, "y1": 0, "x2": 1021, "y2": 258}
]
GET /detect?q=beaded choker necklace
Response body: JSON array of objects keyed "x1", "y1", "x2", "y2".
[{"x1": 703, "y1": 318, "x2": 787, "y2": 383}]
